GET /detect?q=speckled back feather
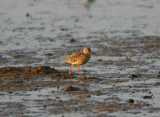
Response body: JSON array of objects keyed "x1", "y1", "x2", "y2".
[{"x1": 59, "y1": 51, "x2": 83, "y2": 63}]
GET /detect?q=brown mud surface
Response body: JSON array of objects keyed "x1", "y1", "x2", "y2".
[
  {"x1": 0, "y1": 47, "x2": 160, "y2": 117},
  {"x1": 0, "y1": 0, "x2": 160, "y2": 117}
]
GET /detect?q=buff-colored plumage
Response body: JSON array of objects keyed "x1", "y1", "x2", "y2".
[{"x1": 59, "y1": 47, "x2": 91, "y2": 76}]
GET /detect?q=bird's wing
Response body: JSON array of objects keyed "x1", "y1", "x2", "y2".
[
  {"x1": 66, "y1": 51, "x2": 83, "y2": 63},
  {"x1": 59, "y1": 51, "x2": 85, "y2": 64}
]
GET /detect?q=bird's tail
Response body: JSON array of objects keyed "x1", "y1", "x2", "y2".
[{"x1": 58, "y1": 58, "x2": 66, "y2": 61}]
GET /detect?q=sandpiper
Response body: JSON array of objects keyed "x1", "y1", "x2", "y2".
[
  {"x1": 83, "y1": 0, "x2": 95, "y2": 7},
  {"x1": 59, "y1": 47, "x2": 91, "y2": 76}
]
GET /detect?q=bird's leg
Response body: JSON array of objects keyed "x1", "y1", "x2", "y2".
[
  {"x1": 78, "y1": 65, "x2": 82, "y2": 76},
  {"x1": 69, "y1": 64, "x2": 73, "y2": 76}
]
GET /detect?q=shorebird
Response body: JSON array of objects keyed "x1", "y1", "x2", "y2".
[
  {"x1": 59, "y1": 47, "x2": 91, "y2": 76},
  {"x1": 83, "y1": 0, "x2": 95, "y2": 7}
]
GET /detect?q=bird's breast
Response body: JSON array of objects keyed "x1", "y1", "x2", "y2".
[{"x1": 74, "y1": 54, "x2": 90, "y2": 65}]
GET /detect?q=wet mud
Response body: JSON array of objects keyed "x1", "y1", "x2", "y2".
[
  {"x1": 0, "y1": 37, "x2": 160, "y2": 116},
  {"x1": 0, "y1": 0, "x2": 160, "y2": 117}
]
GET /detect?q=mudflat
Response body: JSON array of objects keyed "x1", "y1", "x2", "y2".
[{"x1": 0, "y1": 0, "x2": 160, "y2": 117}]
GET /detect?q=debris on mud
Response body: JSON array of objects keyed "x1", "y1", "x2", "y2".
[
  {"x1": 128, "y1": 99, "x2": 134, "y2": 103},
  {"x1": 154, "y1": 82, "x2": 160, "y2": 86},
  {"x1": 69, "y1": 38, "x2": 75, "y2": 42},
  {"x1": 44, "y1": 53, "x2": 53, "y2": 57},
  {"x1": 157, "y1": 71, "x2": 160, "y2": 78},
  {"x1": 130, "y1": 74, "x2": 139, "y2": 79},
  {"x1": 64, "y1": 86, "x2": 80, "y2": 92},
  {"x1": 143, "y1": 95, "x2": 153, "y2": 99}
]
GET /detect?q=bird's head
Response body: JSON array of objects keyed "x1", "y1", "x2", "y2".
[{"x1": 83, "y1": 47, "x2": 91, "y2": 54}]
